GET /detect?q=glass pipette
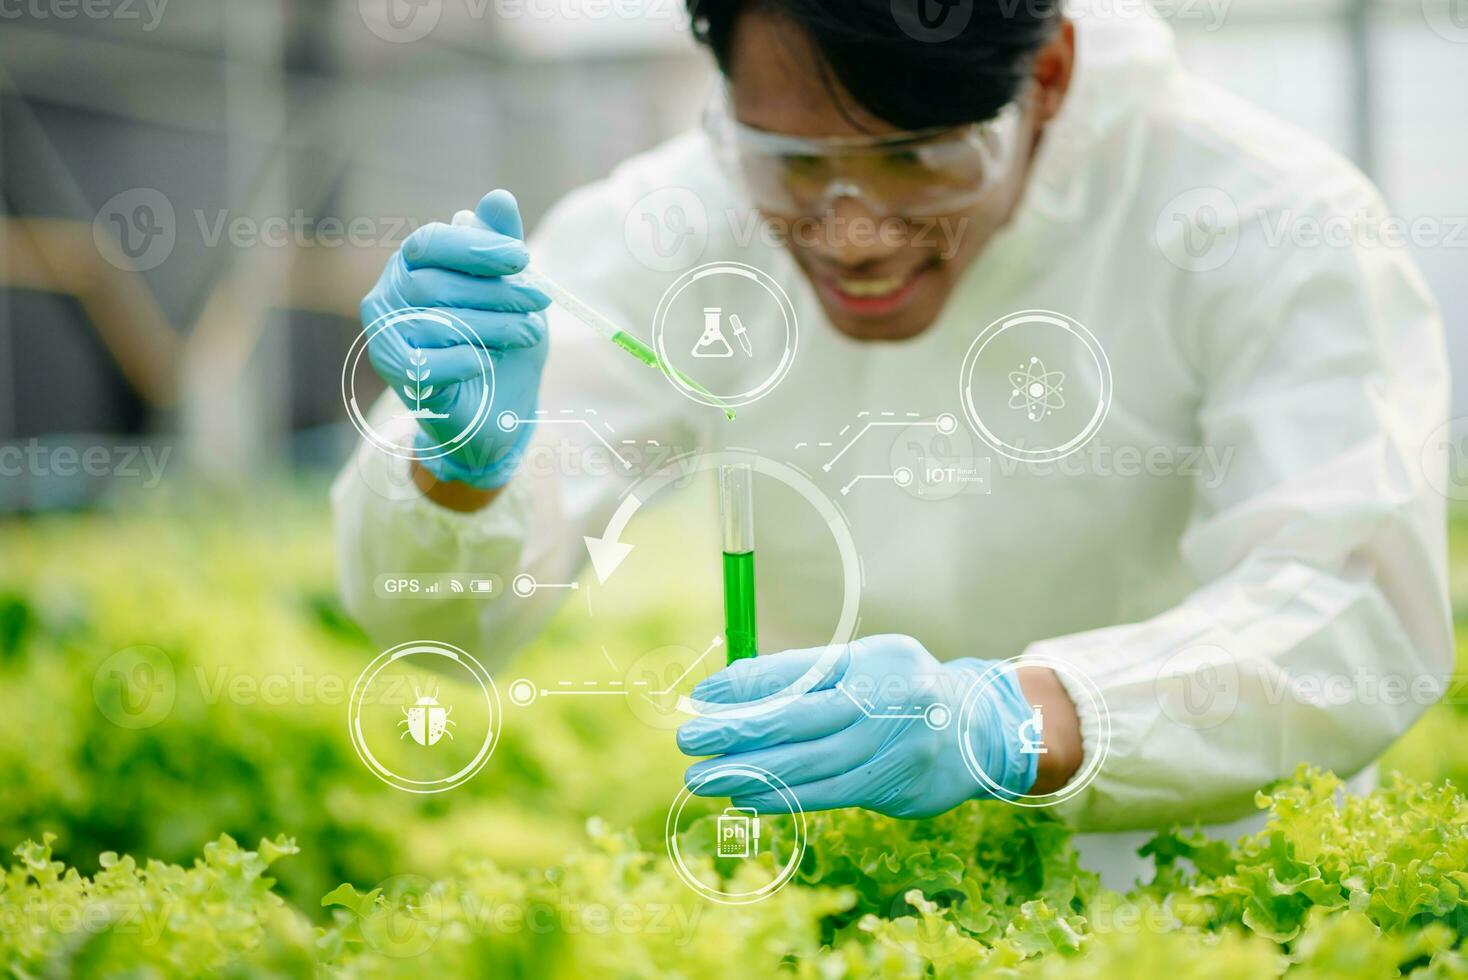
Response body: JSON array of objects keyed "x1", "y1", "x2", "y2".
[{"x1": 450, "y1": 211, "x2": 735, "y2": 420}]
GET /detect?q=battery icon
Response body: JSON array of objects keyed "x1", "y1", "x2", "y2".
[{"x1": 469, "y1": 579, "x2": 495, "y2": 594}]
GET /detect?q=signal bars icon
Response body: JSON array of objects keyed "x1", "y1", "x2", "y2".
[{"x1": 426, "y1": 576, "x2": 498, "y2": 595}]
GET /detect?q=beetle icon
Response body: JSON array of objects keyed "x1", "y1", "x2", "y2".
[{"x1": 399, "y1": 684, "x2": 455, "y2": 747}]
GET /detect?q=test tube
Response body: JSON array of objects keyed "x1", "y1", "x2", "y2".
[{"x1": 719, "y1": 464, "x2": 758, "y2": 664}]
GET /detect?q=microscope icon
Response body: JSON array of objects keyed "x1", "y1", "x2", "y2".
[{"x1": 1018, "y1": 705, "x2": 1047, "y2": 755}]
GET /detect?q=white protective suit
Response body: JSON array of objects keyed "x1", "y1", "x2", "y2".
[{"x1": 333, "y1": 6, "x2": 1452, "y2": 885}]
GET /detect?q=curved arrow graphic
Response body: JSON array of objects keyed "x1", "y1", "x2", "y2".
[
  {"x1": 582, "y1": 488, "x2": 644, "y2": 584},
  {"x1": 581, "y1": 451, "x2": 864, "y2": 725}
]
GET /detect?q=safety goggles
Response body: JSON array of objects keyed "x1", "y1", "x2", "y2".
[{"x1": 702, "y1": 86, "x2": 1029, "y2": 218}]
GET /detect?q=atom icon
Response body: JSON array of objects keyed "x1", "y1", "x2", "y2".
[{"x1": 1009, "y1": 356, "x2": 1066, "y2": 422}]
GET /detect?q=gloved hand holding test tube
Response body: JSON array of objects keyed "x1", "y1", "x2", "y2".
[{"x1": 450, "y1": 210, "x2": 735, "y2": 420}]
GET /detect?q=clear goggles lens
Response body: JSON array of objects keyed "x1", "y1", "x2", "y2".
[{"x1": 702, "y1": 89, "x2": 1027, "y2": 218}]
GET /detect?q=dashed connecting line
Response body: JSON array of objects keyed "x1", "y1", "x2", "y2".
[
  {"x1": 511, "y1": 573, "x2": 579, "y2": 598},
  {"x1": 506, "y1": 636, "x2": 724, "y2": 710},
  {"x1": 550, "y1": 679, "x2": 631, "y2": 696},
  {"x1": 799, "y1": 411, "x2": 960, "y2": 494},
  {"x1": 506, "y1": 676, "x2": 650, "y2": 708},
  {"x1": 643, "y1": 636, "x2": 723, "y2": 702},
  {"x1": 840, "y1": 468, "x2": 915, "y2": 496},
  {"x1": 836, "y1": 680, "x2": 952, "y2": 731},
  {"x1": 499, "y1": 409, "x2": 632, "y2": 471},
  {"x1": 822, "y1": 412, "x2": 953, "y2": 473}
]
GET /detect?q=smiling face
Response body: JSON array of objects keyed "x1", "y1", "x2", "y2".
[{"x1": 724, "y1": 11, "x2": 1073, "y2": 342}]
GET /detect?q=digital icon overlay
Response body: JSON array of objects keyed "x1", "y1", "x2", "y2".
[{"x1": 348, "y1": 640, "x2": 501, "y2": 794}]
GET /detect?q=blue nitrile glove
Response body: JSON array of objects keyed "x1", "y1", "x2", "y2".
[
  {"x1": 361, "y1": 189, "x2": 550, "y2": 488},
  {"x1": 676, "y1": 636, "x2": 1039, "y2": 819}
]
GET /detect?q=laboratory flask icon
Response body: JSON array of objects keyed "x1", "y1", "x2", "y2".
[{"x1": 693, "y1": 307, "x2": 735, "y2": 358}]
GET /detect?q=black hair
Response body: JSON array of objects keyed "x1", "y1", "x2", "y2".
[{"x1": 688, "y1": 0, "x2": 1060, "y2": 131}]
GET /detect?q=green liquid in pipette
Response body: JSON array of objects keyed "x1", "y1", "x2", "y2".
[
  {"x1": 722, "y1": 550, "x2": 758, "y2": 664},
  {"x1": 610, "y1": 331, "x2": 737, "y2": 421}
]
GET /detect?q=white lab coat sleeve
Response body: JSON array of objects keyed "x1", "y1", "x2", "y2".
[
  {"x1": 1026, "y1": 179, "x2": 1453, "y2": 831},
  {"x1": 331, "y1": 177, "x2": 706, "y2": 672}
]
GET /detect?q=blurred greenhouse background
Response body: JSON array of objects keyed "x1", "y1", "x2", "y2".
[{"x1": 0, "y1": 0, "x2": 1464, "y2": 510}]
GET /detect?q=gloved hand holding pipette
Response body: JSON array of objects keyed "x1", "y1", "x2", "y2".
[
  {"x1": 454, "y1": 208, "x2": 736, "y2": 419},
  {"x1": 360, "y1": 189, "x2": 551, "y2": 489},
  {"x1": 363, "y1": 188, "x2": 735, "y2": 495}
]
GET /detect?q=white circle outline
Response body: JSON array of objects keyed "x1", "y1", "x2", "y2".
[
  {"x1": 624, "y1": 450, "x2": 861, "y2": 721},
  {"x1": 347, "y1": 640, "x2": 501, "y2": 794},
  {"x1": 507, "y1": 678, "x2": 538, "y2": 708},
  {"x1": 651, "y1": 262, "x2": 799, "y2": 408},
  {"x1": 342, "y1": 307, "x2": 496, "y2": 462},
  {"x1": 958, "y1": 310, "x2": 1112, "y2": 463},
  {"x1": 957, "y1": 654, "x2": 1110, "y2": 807},
  {"x1": 665, "y1": 763, "x2": 807, "y2": 905},
  {"x1": 923, "y1": 702, "x2": 951, "y2": 731}
]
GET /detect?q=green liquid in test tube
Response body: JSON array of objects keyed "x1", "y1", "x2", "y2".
[{"x1": 719, "y1": 463, "x2": 759, "y2": 664}]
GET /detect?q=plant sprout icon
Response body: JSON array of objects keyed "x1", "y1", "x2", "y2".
[
  {"x1": 1009, "y1": 356, "x2": 1066, "y2": 422},
  {"x1": 401, "y1": 348, "x2": 448, "y2": 420},
  {"x1": 400, "y1": 683, "x2": 455, "y2": 747}
]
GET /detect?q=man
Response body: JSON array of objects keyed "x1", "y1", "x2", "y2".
[{"x1": 334, "y1": 0, "x2": 1450, "y2": 883}]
